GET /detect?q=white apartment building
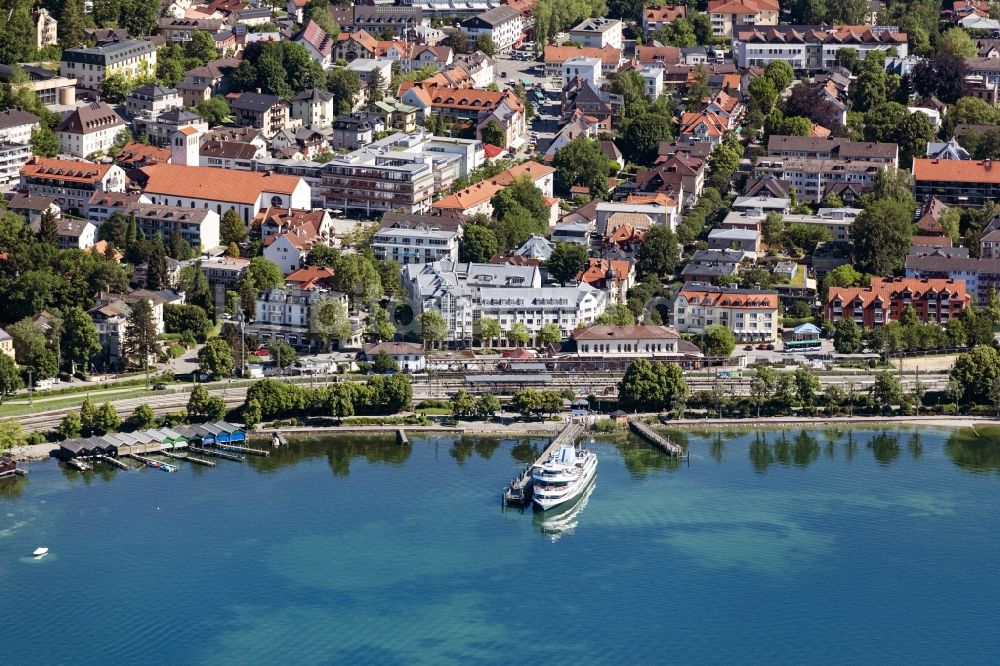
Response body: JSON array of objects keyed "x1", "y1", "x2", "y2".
[
  {"x1": 563, "y1": 56, "x2": 603, "y2": 89},
  {"x1": 404, "y1": 260, "x2": 608, "y2": 341},
  {"x1": 123, "y1": 204, "x2": 221, "y2": 252},
  {"x1": 596, "y1": 200, "x2": 678, "y2": 232},
  {"x1": 568, "y1": 17, "x2": 623, "y2": 50},
  {"x1": 60, "y1": 38, "x2": 157, "y2": 91},
  {"x1": 251, "y1": 285, "x2": 352, "y2": 351},
  {"x1": 0, "y1": 143, "x2": 32, "y2": 188},
  {"x1": 19, "y1": 158, "x2": 126, "y2": 212},
  {"x1": 460, "y1": 6, "x2": 523, "y2": 53},
  {"x1": 291, "y1": 88, "x2": 335, "y2": 130},
  {"x1": 673, "y1": 282, "x2": 780, "y2": 342},
  {"x1": 373, "y1": 212, "x2": 461, "y2": 265},
  {"x1": 639, "y1": 66, "x2": 664, "y2": 100},
  {"x1": 733, "y1": 25, "x2": 908, "y2": 71},
  {"x1": 56, "y1": 102, "x2": 126, "y2": 158},
  {"x1": 0, "y1": 109, "x2": 41, "y2": 145}
]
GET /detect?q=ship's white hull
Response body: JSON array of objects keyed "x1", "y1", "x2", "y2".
[{"x1": 532, "y1": 455, "x2": 598, "y2": 511}]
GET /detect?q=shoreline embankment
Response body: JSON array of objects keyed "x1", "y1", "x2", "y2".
[{"x1": 6, "y1": 415, "x2": 998, "y2": 463}]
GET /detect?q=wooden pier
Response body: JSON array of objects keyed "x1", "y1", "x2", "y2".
[
  {"x1": 94, "y1": 455, "x2": 129, "y2": 470},
  {"x1": 0, "y1": 467, "x2": 27, "y2": 478},
  {"x1": 161, "y1": 450, "x2": 217, "y2": 467},
  {"x1": 396, "y1": 429, "x2": 408, "y2": 445},
  {"x1": 189, "y1": 446, "x2": 245, "y2": 462},
  {"x1": 124, "y1": 453, "x2": 178, "y2": 472},
  {"x1": 503, "y1": 423, "x2": 584, "y2": 506},
  {"x1": 629, "y1": 420, "x2": 684, "y2": 457},
  {"x1": 217, "y1": 442, "x2": 270, "y2": 457}
]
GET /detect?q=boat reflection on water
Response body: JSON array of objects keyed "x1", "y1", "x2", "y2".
[{"x1": 534, "y1": 478, "x2": 596, "y2": 542}]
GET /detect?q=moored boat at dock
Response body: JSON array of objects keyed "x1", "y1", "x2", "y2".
[{"x1": 531, "y1": 443, "x2": 597, "y2": 511}]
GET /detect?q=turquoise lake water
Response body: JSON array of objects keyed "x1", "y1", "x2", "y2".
[{"x1": 2, "y1": 427, "x2": 1000, "y2": 665}]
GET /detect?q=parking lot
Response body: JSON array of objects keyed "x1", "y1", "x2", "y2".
[{"x1": 493, "y1": 48, "x2": 563, "y2": 150}]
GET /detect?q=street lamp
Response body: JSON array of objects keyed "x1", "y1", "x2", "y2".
[{"x1": 235, "y1": 309, "x2": 246, "y2": 378}]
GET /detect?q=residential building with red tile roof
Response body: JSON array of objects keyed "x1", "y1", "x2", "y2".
[
  {"x1": 636, "y1": 45, "x2": 681, "y2": 67},
  {"x1": 642, "y1": 4, "x2": 688, "y2": 33},
  {"x1": 432, "y1": 161, "x2": 555, "y2": 217},
  {"x1": 20, "y1": 157, "x2": 126, "y2": 212},
  {"x1": 334, "y1": 30, "x2": 379, "y2": 61},
  {"x1": 674, "y1": 282, "x2": 780, "y2": 341},
  {"x1": 825, "y1": 277, "x2": 970, "y2": 327},
  {"x1": 576, "y1": 258, "x2": 636, "y2": 303},
  {"x1": 913, "y1": 158, "x2": 1000, "y2": 207},
  {"x1": 115, "y1": 141, "x2": 171, "y2": 168},
  {"x1": 293, "y1": 20, "x2": 335, "y2": 68},
  {"x1": 285, "y1": 266, "x2": 337, "y2": 291},
  {"x1": 708, "y1": 0, "x2": 779, "y2": 37},
  {"x1": 55, "y1": 101, "x2": 126, "y2": 158}
]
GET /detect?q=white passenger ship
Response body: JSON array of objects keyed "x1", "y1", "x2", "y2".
[{"x1": 531, "y1": 443, "x2": 598, "y2": 511}]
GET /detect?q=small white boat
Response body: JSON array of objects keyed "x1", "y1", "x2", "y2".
[{"x1": 32, "y1": 547, "x2": 48, "y2": 558}]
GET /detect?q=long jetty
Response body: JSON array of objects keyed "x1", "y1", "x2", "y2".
[
  {"x1": 124, "y1": 453, "x2": 178, "y2": 472},
  {"x1": 628, "y1": 420, "x2": 684, "y2": 457},
  {"x1": 189, "y1": 446, "x2": 245, "y2": 462},
  {"x1": 161, "y1": 450, "x2": 217, "y2": 467},
  {"x1": 503, "y1": 422, "x2": 583, "y2": 506},
  {"x1": 216, "y1": 442, "x2": 270, "y2": 457}
]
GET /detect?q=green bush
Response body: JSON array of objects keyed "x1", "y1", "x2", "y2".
[{"x1": 592, "y1": 418, "x2": 621, "y2": 432}]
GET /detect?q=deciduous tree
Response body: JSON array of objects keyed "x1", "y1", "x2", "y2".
[{"x1": 546, "y1": 242, "x2": 589, "y2": 285}]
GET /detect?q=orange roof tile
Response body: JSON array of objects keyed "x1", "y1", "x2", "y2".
[
  {"x1": 637, "y1": 45, "x2": 681, "y2": 65},
  {"x1": 20, "y1": 157, "x2": 113, "y2": 184},
  {"x1": 913, "y1": 158, "x2": 1000, "y2": 184},
  {"x1": 544, "y1": 45, "x2": 622, "y2": 65},
  {"x1": 644, "y1": 5, "x2": 687, "y2": 22},
  {"x1": 140, "y1": 163, "x2": 303, "y2": 205},
  {"x1": 678, "y1": 285, "x2": 778, "y2": 309},
  {"x1": 827, "y1": 277, "x2": 970, "y2": 310},
  {"x1": 577, "y1": 258, "x2": 632, "y2": 286},
  {"x1": 433, "y1": 160, "x2": 555, "y2": 211}
]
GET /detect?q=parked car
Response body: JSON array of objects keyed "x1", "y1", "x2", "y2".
[
  {"x1": 153, "y1": 383, "x2": 167, "y2": 391},
  {"x1": 744, "y1": 345, "x2": 753, "y2": 351}
]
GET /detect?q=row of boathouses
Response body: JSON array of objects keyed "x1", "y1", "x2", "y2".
[{"x1": 58, "y1": 421, "x2": 246, "y2": 459}]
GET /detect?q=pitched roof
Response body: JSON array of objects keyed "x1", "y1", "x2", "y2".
[
  {"x1": 708, "y1": 0, "x2": 779, "y2": 13},
  {"x1": 544, "y1": 45, "x2": 622, "y2": 65},
  {"x1": 677, "y1": 283, "x2": 778, "y2": 309},
  {"x1": 294, "y1": 20, "x2": 334, "y2": 58},
  {"x1": 0, "y1": 108, "x2": 40, "y2": 130},
  {"x1": 115, "y1": 141, "x2": 170, "y2": 166},
  {"x1": 285, "y1": 266, "x2": 336, "y2": 290},
  {"x1": 230, "y1": 92, "x2": 284, "y2": 112},
  {"x1": 56, "y1": 102, "x2": 124, "y2": 135},
  {"x1": 140, "y1": 164, "x2": 303, "y2": 205},
  {"x1": 827, "y1": 277, "x2": 970, "y2": 309},
  {"x1": 913, "y1": 158, "x2": 1000, "y2": 184},
  {"x1": 200, "y1": 140, "x2": 260, "y2": 160},
  {"x1": 636, "y1": 45, "x2": 681, "y2": 65},
  {"x1": 644, "y1": 4, "x2": 687, "y2": 21},
  {"x1": 363, "y1": 341, "x2": 425, "y2": 356},
  {"x1": 21, "y1": 157, "x2": 113, "y2": 183},
  {"x1": 572, "y1": 324, "x2": 682, "y2": 341},
  {"x1": 8, "y1": 192, "x2": 56, "y2": 211}
]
